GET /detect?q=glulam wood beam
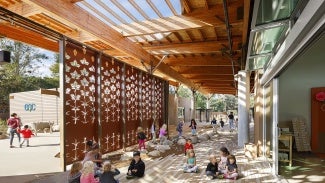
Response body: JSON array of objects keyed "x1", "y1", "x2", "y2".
[
  {"x1": 164, "y1": 55, "x2": 239, "y2": 66},
  {"x1": 143, "y1": 40, "x2": 241, "y2": 53},
  {"x1": 27, "y1": 0, "x2": 198, "y2": 90}
]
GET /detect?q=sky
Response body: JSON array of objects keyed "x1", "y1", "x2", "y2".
[{"x1": 33, "y1": 48, "x2": 56, "y2": 77}]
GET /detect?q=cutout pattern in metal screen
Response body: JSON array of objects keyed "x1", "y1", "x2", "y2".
[
  {"x1": 141, "y1": 72, "x2": 152, "y2": 139},
  {"x1": 125, "y1": 65, "x2": 140, "y2": 146},
  {"x1": 100, "y1": 56, "x2": 123, "y2": 152},
  {"x1": 64, "y1": 42, "x2": 98, "y2": 164}
]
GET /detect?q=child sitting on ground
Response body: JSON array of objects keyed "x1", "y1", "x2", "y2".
[
  {"x1": 218, "y1": 147, "x2": 230, "y2": 174},
  {"x1": 206, "y1": 154, "x2": 219, "y2": 179},
  {"x1": 137, "y1": 127, "x2": 146, "y2": 151},
  {"x1": 184, "y1": 139, "x2": 194, "y2": 155},
  {"x1": 224, "y1": 155, "x2": 239, "y2": 180},
  {"x1": 80, "y1": 161, "x2": 99, "y2": 183},
  {"x1": 19, "y1": 125, "x2": 34, "y2": 147},
  {"x1": 99, "y1": 161, "x2": 120, "y2": 183},
  {"x1": 183, "y1": 149, "x2": 198, "y2": 173},
  {"x1": 126, "y1": 151, "x2": 145, "y2": 179},
  {"x1": 68, "y1": 161, "x2": 83, "y2": 183}
]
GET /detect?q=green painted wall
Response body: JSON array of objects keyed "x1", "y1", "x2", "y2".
[{"x1": 279, "y1": 34, "x2": 325, "y2": 134}]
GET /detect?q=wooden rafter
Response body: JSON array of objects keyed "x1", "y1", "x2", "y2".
[
  {"x1": 204, "y1": 0, "x2": 209, "y2": 9},
  {"x1": 185, "y1": 75, "x2": 235, "y2": 80},
  {"x1": 93, "y1": 0, "x2": 127, "y2": 24},
  {"x1": 27, "y1": 0, "x2": 198, "y2": 90},
  {"x1": 0, "y1": 23, "x2": 58, "y2": 52},
  {"x1": 165, "y1": 55, "x2": 238, "y2": 66},
  {"x1": 80, "y1": 1, "x2": 117, "y2": 26},
  {"x1": 146, "y1": 0, "x2": 163, "y2": 18},
  {"x1": 111, "y1": 0, "x2": 137, "y2": 21},
  {"x1": 142, "y1": 40, "x2": 241, "y2": 53},
  {"x1": 197, "y1": 29, "x2": 206, "y2": 41},
  {"x1": 182, "y1": 0, "x2": 191, "y2": 13},
  {"x1": 128, "y1": 0, "x2": 150, "y2": 20},
  {"x1": 174, "y1": 66, "x2": 238, "y2": 74},
  {"x1": 172, "y1": 32, "x2": 183, "y2": 43},
  {"x1": 165, "y1": 0, "x2": 178, "y2": 16},
  {"x1": 185, "y1": 30, "x2": 193, "y2": 42}
]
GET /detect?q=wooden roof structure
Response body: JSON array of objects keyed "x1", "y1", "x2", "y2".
[{"x1": 0, "y1": 0, "x2": 253, "y2": 95}]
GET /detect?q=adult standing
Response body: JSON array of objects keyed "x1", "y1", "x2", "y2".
[
  {"x1": 228, "y1": 112, "x2": 234, "y2": 132},
  {"x1": 7, "y1": 113, "x2": 21, "y2": 148},
  {"x1": 211, "y1": 117, "x2": 217, "y2": 130}
]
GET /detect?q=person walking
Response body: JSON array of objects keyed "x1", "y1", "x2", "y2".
[
  {"x1": 228, "y1": 112, "x2": 234, "y2": 132},
  {"x1": 7, "y1": 113, "x2": 21, "y2": 148},
  {"x1": 19, "y1": 125, "x2": 34, "y2": 147}
]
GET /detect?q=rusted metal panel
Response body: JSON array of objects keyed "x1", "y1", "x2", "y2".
[
  {"x1": 64, "y1": 42, "x2": 98, "y2": 164},
  {"x1": 100, "y1": 56, "x2": 123, "y2": 153}
]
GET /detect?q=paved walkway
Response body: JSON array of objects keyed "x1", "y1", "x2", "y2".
[
  {"x1": 113, "y1": 123, "x2": 286, "y2": 183},
  {"x1": 0, "y1": 123, "x2": 288, "y2": 183},
  {"x1": 0, "y1": 132, "x2": 61, "y2": 179}
]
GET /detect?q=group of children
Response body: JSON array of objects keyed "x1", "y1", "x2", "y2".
[
  {"x1": 68, "y1": 140, "x2": 145, "y2": 183},
  {"x1": 184, "y1": 139, "x2": 239, "y2": 180}
]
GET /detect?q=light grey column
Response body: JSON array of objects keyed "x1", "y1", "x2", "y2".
[
  {"x1": 237, "y1": 70, "x2": 250, "y2": 147},
  {"x1": 58, "y1": 38, "x2": 66, "y2": 171},
  {"x1": 191, "y1": 89, "x2": 196, "y2": 120}
]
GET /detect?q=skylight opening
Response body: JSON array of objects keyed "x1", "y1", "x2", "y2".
[
  {"x1": 77, "y1": 2, "x2": 115, "y2": 27},
  {"x1": 133, "y1": 0, "x2": 159, "y2": 19},
  {"x1": 151, "y1": 0, "x2": 174, "y2": 17}
]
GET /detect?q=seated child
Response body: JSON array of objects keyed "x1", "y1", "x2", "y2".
[
  {"x1": 218, "y1": 147, "x2": 230, "y2": 174},
  {"x1": 206, "y1": 154, "x2": 219, "y2": 179},
  {"x1": 224, "y1": 155, "x2": 239, "y2": 180},
  {"x1": 19, "y1": 125, "x2": 34, "y2": 147},
  {"x1": 126, "y1": 151, "x2": 145, "y2": 179},
  {"x1": 183, "y1": 149, "x2": 198, "y2": 173},
  {"x1": 99, "y1": 161, "x2": 120, "y2": 183},
  {"x1": 83, "y1": 143, "x2": 103, "y2": 168},
  {"x1": 80, "y1": 161, "x2": 99, "y2": 183},
  {"x1": 68, "y1": 161, "x2": 83, "y2": 183},
  {"x1": 184, "y1": 139, "x2": 194, "y2": 156}
]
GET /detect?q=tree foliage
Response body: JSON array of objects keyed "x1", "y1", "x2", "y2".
[
  {"x1": 0, "y1": 39, "x2": 59, "y2": 114},
  {"x1": 174, "y1": 84, "x2": 238, "y2": 112}
]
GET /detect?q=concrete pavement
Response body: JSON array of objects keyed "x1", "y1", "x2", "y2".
[{"x1": 0, "y1": 132, "x2": 61, "y2": 179}]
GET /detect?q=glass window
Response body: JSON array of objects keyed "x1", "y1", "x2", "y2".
[
  {"x1": 256, "y1": 0, "x2": 299, "y2": 25},
  {"x1": 251, "y1": 24, "x2": 289, "y2": 55},
  {"x1": 248, "y1": 55, "x2": 271, "y2": 70}
]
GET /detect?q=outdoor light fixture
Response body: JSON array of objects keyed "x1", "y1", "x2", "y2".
[{"x1": 0, "y1": 50, "x2": 10, "y2": 65}]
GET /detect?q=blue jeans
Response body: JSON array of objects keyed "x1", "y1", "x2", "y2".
[
  {"x1": 229, "y1": 120, "x2": 234, "y2": 130},
  {"x1": 191, "y1": 129, "x2": 196, "y2": 135},
  {"x1": 10, "y1": 128, "x2": 21, "y2": 146}
]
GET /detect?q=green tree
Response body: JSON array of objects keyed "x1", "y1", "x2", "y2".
[
  {"x1": 0, "y1": 39, "x2": 58, "y2": 114},
  {"x1": 49, "y1": 54, "x2": 59, "y2": 79},
  {"x1": 176, "y1": 84, "x2": 192, "y2": 98}
]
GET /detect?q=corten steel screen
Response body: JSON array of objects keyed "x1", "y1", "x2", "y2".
[
  {"x1": 100, "y1": 56, "x2": 123, "y2": 153},
  {"x1": 153, "y1": 77, "x2": 165, "y2": 128},
  {"x1": 141, "y1": 73, "x2": 153, "y2": 139},
  {"x1": 64, "y1": 42, "x2": 98, "y2": 164},
  {"x1": 124, "y1": 65, "x2": 141, "y2": 146},
  {"x1": 64, "y1": 40, "x2": 167, "y2": 165}
]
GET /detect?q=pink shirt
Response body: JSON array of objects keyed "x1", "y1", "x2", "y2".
[
  {"x1": 159, "y1": 128, "x2": 167, "y2": 137},
  {"x1": 80, "y1": 174, "x2": 99, "y2": 183}
]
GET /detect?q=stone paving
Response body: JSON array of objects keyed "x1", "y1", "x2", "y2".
[{"x1": 114, "y1": 123, "x2": 287, "y2": 183}]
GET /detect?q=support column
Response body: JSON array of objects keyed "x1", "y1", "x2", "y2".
[
  {"x1": 191, "y1": 89, "x2": 196, "y2": 120},
  {"x1": 237, "y1": 70, "x2": 250, "y2": 147}
]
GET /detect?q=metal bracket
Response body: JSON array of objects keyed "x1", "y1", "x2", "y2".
[{"x1": 140, "y1": 55, "x2": 168, "y2": 74}]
